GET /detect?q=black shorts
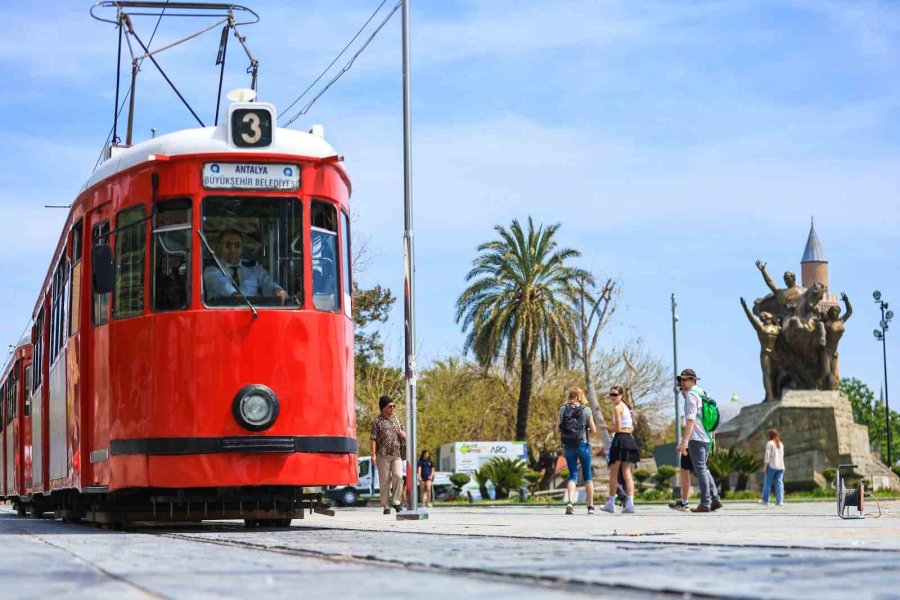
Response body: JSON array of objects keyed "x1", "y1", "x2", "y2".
[
  {"x1": 608, "y1": 433, "x2": 640, "y2": 464},
  {"x1": 680, "y1": 451, "x2": 695, "y2": 472}
]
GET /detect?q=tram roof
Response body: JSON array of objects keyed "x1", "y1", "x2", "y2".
[
  {"x1": 0, "y1": 333, "x2": 29, "y2": 379},
  {"x1": 82, "y1": 124, "x2": 344, "y2": 194}
]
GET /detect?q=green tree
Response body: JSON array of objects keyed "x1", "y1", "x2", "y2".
[
  {"x1": 353, "y1": 283, "x2": 395, "y2": 375},
  {"x1": 449, "y1": 473, "x2": 471, "y2": 494},
  {"x1": 708, "y1": 448, "x2": 738, "y2": 493},
  {"x1": 456, "y1": 217, "x2": 581, "y2": 444},
  {"x1": 653, "y1": 465, "x2": 678, "y2": 491},
  {"x1": 481, "y1": 457, "x2": 528, "y2": 499},
  {"x1": 840, "y1": 377, "x2": 900, "y2": 465},
  {"x1": 734, "y1": 450, "x2": 764, "y2": 491}
]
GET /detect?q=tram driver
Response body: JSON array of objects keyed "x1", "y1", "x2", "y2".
[{"x1": 203, "y1": 229, "x2": 289, "y2": 304}]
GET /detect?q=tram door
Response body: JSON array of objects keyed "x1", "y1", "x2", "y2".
[
  {"x1": 86, "y1": 207, "x2": 112, "y2": 486},
  {"x1": 31, "y1": 308, "x2": 46, "y2": 493}
]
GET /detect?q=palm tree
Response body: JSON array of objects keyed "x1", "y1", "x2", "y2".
[{"x1": 455, "y1": 217, "x2": 581, "y2": 443}]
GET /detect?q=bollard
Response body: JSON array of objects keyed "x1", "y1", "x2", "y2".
[{"x1": 518, "y1": 487, "x2": 527, "y2": 502}]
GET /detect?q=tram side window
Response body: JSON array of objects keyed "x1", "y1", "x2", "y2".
[
  {"x1": 32, "y1": 311, "x2": 44, "y2": 394},
  {"x1": 201, "y1": 196, "x2": 302, "y2": 308},
  {"x1": 114, "y1": 205, "x2": 147, "y2": 319},
  {"x1": 0, "y1": 383, "x2": 4, "y2": 432},
  {"x1": 92, "y1": 221, "x2": 111, "y2": 325},
  {"x1": 311, "y1": 201, "x2": 339, "y2": 312},
  {"x1": 152, "y1": 199, "x2": 192, "y2": 311},
  {"x1": 6, "y1": 372, "x2": 14, "y2": 424},
  {"x1": 49, "y1": 254, "x2": 69, "y2": 364},
  {"x1": 23, "y1": 365, "x2": 31, "y2": 416},
  {"x1": 69, "y1": 220, "x2": 83, "y2": 336},
  {"x1": 340, "y1": 210, "x2": 352, "y2": 318}
]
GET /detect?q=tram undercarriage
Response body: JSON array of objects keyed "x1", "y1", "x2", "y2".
[{"x1": 8, "y1": 486, "x2": 334, "y2": 528}]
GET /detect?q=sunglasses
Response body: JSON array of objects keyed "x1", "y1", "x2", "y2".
[{"x1": 609, "y1": 392, "x2": 621, "y2": 397}]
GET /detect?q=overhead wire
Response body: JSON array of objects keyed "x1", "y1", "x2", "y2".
[
  {"x1": 282, "y1": 0, "x2": 401, "y2": 127},
  {"x1": 93, "y1": 0, "x2": 170, "y2": 171},
  {"x1": 277, "y1": 0, "x2": 388, "y2": 122}
]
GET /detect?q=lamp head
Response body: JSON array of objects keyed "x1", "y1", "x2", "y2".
[
  {"x1": 874, "y1": 329, "x2": 884, "y2": 340},
  {"x1": 886, "y1": 310, "x2": 894, "y2": 321},
  {"x1": 873, "y1": 290, "x2": 882, "y2": 301}
]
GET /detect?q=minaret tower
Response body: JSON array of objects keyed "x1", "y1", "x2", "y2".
[{"x1": 801, "y1": 216, "x2": 828, "y2": 288}]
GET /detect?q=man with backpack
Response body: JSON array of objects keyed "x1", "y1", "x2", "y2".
[
  {"x1": 674, "y1": 369, "x2": 723, "y2": 513},
  {"x1": 559, "y1": 387, "x2": 597, "y2": 514}
]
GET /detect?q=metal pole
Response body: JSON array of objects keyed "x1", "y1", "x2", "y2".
[
  {"x1": 672, "y1": 293, "x2": 681, "y2": 446},
  {"x1": 397, "y1": 0, "x2": 426, "y2": 520},
  {"x1": 881, "y1": 304, "x2": 892, "y2": 466}
]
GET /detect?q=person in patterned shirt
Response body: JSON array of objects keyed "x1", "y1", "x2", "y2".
[{"x1": 370, "y1": 395, "x2": 406, "y2": 514}]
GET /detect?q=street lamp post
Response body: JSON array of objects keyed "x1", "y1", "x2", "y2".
[
  {"x1": 671, "y1": 293, "x2": 681, "y2": 499},
  {"x1": 397, "y1": 0, "x2": 427, "y2": 521},
  {"x1": 672, "y1": 294, "x2": 680, "y2": 446},
  {"x1": 873, "y1": 291, "x2": 894, "y2": 466}
]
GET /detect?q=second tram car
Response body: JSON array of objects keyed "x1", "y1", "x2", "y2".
[{"x1": 0, "y1": 95, "x2": 358, "y2": 526}]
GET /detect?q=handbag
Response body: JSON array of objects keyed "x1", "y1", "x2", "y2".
[{"x1": 395, "y1": 418, "x2": 407, "y2": 457}]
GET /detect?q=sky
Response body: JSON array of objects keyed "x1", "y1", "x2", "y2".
[{"x1": 1, "y1": 0, "x2": 898, "y2": 416}]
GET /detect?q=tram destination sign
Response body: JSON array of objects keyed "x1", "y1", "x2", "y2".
[{"x1": 202, "y1": 163, "x2": 300, "y2": 191}]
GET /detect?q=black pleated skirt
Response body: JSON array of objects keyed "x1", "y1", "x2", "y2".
[{"x1": 609, "y1": 432, "x2": 640, "y2": 464}]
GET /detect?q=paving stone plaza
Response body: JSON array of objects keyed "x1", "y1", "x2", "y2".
[{"x1": 2, "y1": 500, "x2": 897, "y2": 599}]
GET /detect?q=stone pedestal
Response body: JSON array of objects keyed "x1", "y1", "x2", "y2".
[{"x1": 716, "y1": 390, "x2": 899, "y2": 491}]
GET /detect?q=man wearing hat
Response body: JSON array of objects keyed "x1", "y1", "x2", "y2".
[
  {"x1": 371, "y1": 395, "x2": 407, "y2": 514},
  {"x1": 674, "y1": 369, "x2": 722, "y2": 513}
]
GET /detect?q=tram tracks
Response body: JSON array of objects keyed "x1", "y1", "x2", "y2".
[
  {"x1": 137, "y1": 515, "x2": 900, "y2": 600},
  {"x1": 149, "y1": 528, "x2": 711, "y2": 600},
  {"x1": 149, "y1": 519, "x2": 900, "y2": 555}
]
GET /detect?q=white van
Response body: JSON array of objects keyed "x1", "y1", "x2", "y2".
[{"x1": 326, "y1": 456, "x2": 451, "y2": 506}]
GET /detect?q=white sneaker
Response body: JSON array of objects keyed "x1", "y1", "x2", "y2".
[
  {"x1": 623, "y1": 501, "x2": 635, "y2": 514},
  {"x1": 565, "y1": 502, "x2": 574, "y2": 515},
  {"x1": 774, "y1": 502, "x2": 783, "y2": 506},
  {"x1": 758, "y1": 500, "x2": 769, "y2": 506},
  {"x1": 600, "y1": 499, "x2": 616, "y2": 513}
]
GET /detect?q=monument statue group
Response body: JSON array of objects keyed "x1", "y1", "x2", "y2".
[
  {"x1": 716, "y1": 219, "x2": 898, "y2": 490},
  {"x1": 742, "y1": 261, "x2": 851, "y2": 401}
]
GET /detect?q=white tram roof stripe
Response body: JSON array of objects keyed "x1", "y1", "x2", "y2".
[{"x1": 82, "y1": 124, "x2": 342, "y2": 193}]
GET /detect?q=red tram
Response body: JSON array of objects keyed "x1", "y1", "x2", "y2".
[
  {"x1": 1, "y1": 338, "x2": 32, "y2": 513},
  {"x1": 0, "y1": 95, "x2": 358, "y2": 526}
]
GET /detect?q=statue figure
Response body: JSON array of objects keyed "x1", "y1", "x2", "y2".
[
  {"x1": 740, "y1": 297, "x2": 780, "y2": 402},
  {"x1": 779, "y1": 282, "x2": 829, "y2": 391},
  {"x1": 820, "y1": 292, "x2": 852, "y2": 390},
  {"x1": 753, "y1": 261, "x2": 804, "y2": 323},
  {"x1": 745, "y1": 259, "x2": 848, "y2": 401}
]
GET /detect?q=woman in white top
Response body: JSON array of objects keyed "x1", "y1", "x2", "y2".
[
  {"x1": 600, "y1": 385, "x2": 640, "y2": 514},
  {"x1": 760, "y1": 428, "x2": 785, "y2": 506}
]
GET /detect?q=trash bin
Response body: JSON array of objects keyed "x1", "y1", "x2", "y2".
[{"x1": 518, "y1": 487, "x2": 527, "y2": 502}]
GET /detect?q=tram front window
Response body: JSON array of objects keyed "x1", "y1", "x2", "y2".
[
  {"x1": 311, "y1": 200, "x2": 339, "y2": 312},
  {"x1": 201, "y1": 197, "x2": 302, "y2": 308}
]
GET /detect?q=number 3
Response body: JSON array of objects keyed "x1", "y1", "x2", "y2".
[{"x1": 241, "y1": 112, "x2": 262, "y2": 144}]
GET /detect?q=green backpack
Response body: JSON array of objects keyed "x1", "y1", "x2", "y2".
[{"x1": 697, "y1": 389, "x2": 720, "y2": 448}]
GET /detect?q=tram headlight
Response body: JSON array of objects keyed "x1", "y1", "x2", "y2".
[{"x1": 232, "y1": 385, "x2": 279, "y2": 432}]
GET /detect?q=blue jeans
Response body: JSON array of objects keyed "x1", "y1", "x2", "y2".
[
  {"x1": 563, "y1": 443, "x2": 592, "y2": 482},
  {"x1": 687, "y1": 440, "x2": 719, "y2": 507},
  {"x1": 762, "y1": 466, "x2": 784, "y2": 504}
]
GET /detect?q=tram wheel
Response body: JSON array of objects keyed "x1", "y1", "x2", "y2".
[
  {"x1": 243, "y1": 518, "x2": 260, "y2": 528},
  {"x1": 15, "y1": 504, "x2": 26, "y2": 517}
]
